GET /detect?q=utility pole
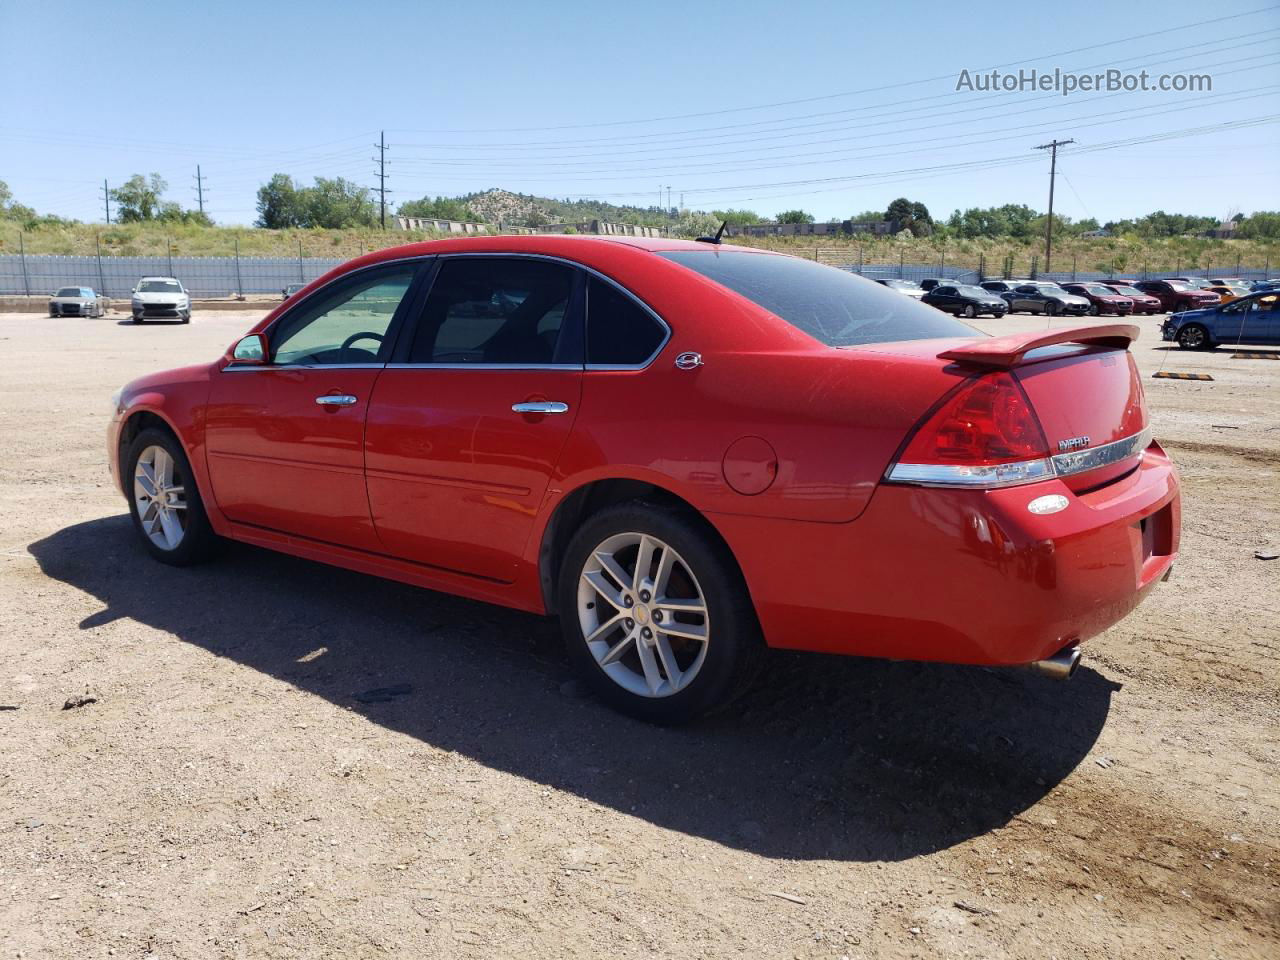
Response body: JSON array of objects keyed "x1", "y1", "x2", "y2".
[
  {"x1": 102, "y1": 179, "x2": 111, "y2": 224},
  {"x1": 193, "y1": 165, "x2": 206, "y2": 215},
  {"x1": 1034, "y1": 138, "x2": 1074, "y2": 274},
  {"x1": 374, "y1": 130, "x2": 389, "y2": 229},
  {"x1": 666, "y1": 186, "x2": 671, "y2": 211}
]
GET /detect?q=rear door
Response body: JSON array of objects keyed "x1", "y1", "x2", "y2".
[
  {"x1": 363, "y1": 256, "x2": 584, "y2": 582},
  {"x1": 205, "y1": 261, "x2": 422, "y2": 551}
]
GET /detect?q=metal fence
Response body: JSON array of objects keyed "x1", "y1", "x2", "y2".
[
  {"x1": 0, "y1": 253, "x2": 345, "y2": 299},
  {"x1": 2, "y1": 250, "x2": 1275, "y2": 300}
]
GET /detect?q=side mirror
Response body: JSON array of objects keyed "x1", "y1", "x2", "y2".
[{"x1": 230, "y1": 333, "x2": 268, "y2": 365}]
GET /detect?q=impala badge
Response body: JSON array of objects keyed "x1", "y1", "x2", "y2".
[{"x1": 1058, "y1": 436, "x2": 1091, "y2": 452}]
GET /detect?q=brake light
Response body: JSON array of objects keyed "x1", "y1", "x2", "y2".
[{"x1": 887, "y1": 372, "x2": 1055, "y2": 487}]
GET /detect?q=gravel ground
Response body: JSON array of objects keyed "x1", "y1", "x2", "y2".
[{"x1": 1, "y1": 307, "x2": 1276, "y2": 959}]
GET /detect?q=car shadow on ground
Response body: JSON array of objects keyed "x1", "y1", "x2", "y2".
[{"x1": 30, "y1": 516, "x2": 1116, "y2": 862}]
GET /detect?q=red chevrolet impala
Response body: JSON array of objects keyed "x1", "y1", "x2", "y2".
[{"x1": 108, "y1": 236, "x2": 1180, "y2": 722}]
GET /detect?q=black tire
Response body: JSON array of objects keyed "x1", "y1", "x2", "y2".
[
  {"x1": 1046, "y1": 301, "x2": 1061, "y2": 316},
  {"x1": 1177, "y1": 323, "x2": 1212, "y2": 351},
  {"x1": 1088, "y1": 304, "x2": 1100, "y2": 316},
  {"x1": 962, "y1": 304, "x2": 976, "y2": 319},
  {"x1": 132, "y1": 314, "x2": 142, "y2": 324},
  {"x1": 181, "y1": 312, "x2": 191, "y2": 324},
  {"x1": 558, "y1": 501, "x2": 763, "y2": 724},
  {"x1": 124, "y1": 427, "x2": 219, "y2": 565}
]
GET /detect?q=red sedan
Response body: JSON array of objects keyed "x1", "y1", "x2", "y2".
[
  {"x1": 1061, "y1": 282, "x2": 1135, "y2": 316},
  {"x1": 107, "y1": 237, "x2": 1180, "y2": 723},
  {"x1": 1100, "y1": 282, "x2": 1163, "y2": 315}
]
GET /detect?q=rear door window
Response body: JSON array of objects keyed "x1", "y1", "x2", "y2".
[
  {"x1": 660, "y1": 251, "x2": 976, "y2": 347},
  {"x1": 407, "y1": 257, "x2": 579, "y2": 365}
]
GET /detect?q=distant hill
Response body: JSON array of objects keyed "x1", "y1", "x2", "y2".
[{"x1": 455, "y1": 188, "x2": 673, "y2": 228}]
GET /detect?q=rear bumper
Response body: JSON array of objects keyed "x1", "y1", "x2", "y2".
[{"x1": 712, "y1": 440, "x2": 1180, "y2": 666}]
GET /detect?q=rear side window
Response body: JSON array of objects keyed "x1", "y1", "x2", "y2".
[
  {"x1": 659, "y1": 251, "x2": 977, "y2": 347},
  {"x1": 586, "y1": 276, "x2": 667, "y2": 366},
  {"x1": 409, "y1": 257, "x2": 576, "y2": 365}
]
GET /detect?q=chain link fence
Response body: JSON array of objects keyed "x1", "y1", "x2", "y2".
[
  {"x1": 0, "y1": 253, "x2": 345, "y2": 299},
  {"x1": 2, "y1": 249, "x2": 1274, "y2": 300}
]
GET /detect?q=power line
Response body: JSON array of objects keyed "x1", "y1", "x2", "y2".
[{"x1": 386, "y1": 5, "x2": 1280, "y2": 134}]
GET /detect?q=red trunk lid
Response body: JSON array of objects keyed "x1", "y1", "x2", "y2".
[{"x1": 938, "y1": 326, "x2": 1148, "y2": 491}]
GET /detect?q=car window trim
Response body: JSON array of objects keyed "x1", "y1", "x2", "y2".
[{"x1": 226, "y1": 255, "x2": 434, "y2": 373}]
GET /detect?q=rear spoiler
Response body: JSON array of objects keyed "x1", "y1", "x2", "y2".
[{"x1": 937, "y1": 324, "x2": 1139, "y2": 369}]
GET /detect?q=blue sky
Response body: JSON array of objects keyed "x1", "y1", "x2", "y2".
[{"x1": 3, "y1": 0, "x2": 1278, "y2": 226}]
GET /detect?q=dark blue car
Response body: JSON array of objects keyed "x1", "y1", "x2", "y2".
[{"x1": 1162, "y1": 291, "x2": 1280, "y2": 349}]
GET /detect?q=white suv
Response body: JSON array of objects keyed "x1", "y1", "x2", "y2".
[{"x1": 131, "y1": 277, "x2": 191, "y2": 323}]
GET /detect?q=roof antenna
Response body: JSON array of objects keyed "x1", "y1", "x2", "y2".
[{"x1": 695, "y1": 220, "x2": 727, "y2": 245}]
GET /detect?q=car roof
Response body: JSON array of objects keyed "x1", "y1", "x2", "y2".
[{"x1": 138, "y1": 275, "x2": 181, "y2": 281}]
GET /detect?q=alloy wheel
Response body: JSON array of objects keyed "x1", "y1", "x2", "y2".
[
  {"x1": 577, "y1": 532, "x2": 710, "y2": 698},
  {"x1": 133, "y1": 445, "x2": 188, "y2": 550}
]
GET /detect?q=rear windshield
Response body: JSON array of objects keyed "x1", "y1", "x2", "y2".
[{"x1": 659, "y1": 251, "x2": 977, "y2": 347}]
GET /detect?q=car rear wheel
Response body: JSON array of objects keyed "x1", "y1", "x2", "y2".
[
  {"x1": 962, "y1": 304, "x2": 976, "y2": 319},
  {"x1": 125, "y1": 428, "x2": 218, "y2": 565},
  {"x1": 1177, "y1": 323, "x2": 1212, "y2": 350},
  {"x1": 559, "y1": 502, "x2": 762, "y2": 724}
]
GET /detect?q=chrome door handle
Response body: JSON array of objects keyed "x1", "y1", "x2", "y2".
[
  {"x1": 511, "y1": 401, "x2": 569, "y2": 415},
  {"x1": 315, "y1": 394, "x2": 358, "y2": 406}
]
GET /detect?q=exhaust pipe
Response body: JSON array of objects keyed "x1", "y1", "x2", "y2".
[{"x1": 1024, "y1": 644, "x2": 1081, "y2": 681}]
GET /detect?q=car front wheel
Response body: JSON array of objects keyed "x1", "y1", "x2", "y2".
[
  {"x1": 1177, "y1": 323, "x2": 1212, "y2": 350},
  {"x1": 559, "y1": 502, "x2": 762, "y2": 724},
  {"x1": 962, "y1": 304, "x2": 976, "y2": 319},
  {"x1": 125, "y1": 428, "x2": 218, "y2": 565}
]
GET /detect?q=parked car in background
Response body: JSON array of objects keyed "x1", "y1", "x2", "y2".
[
  {"x1": 979, "y1": 278, "x2": 1032, "y2": 296},
  {"x1": 1208, "y1": 277, "x2": 1248, "y2": 288},
  {"x1": 921, "y1": 283, "x2": 1009, "y2": 318},
  {"x1": 1133, "y1": 279, "x2": 1221, "y2": 313},
  {"x1": 873, "y1": 278, "x2": 926, "y2": 299},
  {"x1": 47, "y1": 286, "x2": 107, "y2": 318},
  {"x1": 1162, "y1": 292, "x2": 1279, "y2": 349},
  {"x1": 1002, "y1": 281, "x2": 1091, "y2": 316},
  {"x1": 1165, "y1": 277, "x2": 1216, "y2": 290},
  {"x1": 1061, "y1": 282, "x2": 1135, "y2": 316},
  {"x1": 1205, "y1": 282, "x2": 1253, "y2": 304},
  {"x1": 1250, "y1": 279, "x2": 1280, "y2": 291},
  {"x1": 131, "y1": 277, "x2": 191, "y2": 323},
  {"x1": 104, "y1": 236, "x2": 1178, "y2": 722},
  {"x1": 919, "y1": 278, "x2": 955, "y2": 292},
  {"x1": 282, "y1": 283, "x2": 306, "y2": 300},
  {"x1": 1100, "y1": 283, "x2": 1162, "y2": 315}
]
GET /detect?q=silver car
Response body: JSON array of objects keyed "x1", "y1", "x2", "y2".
[
  {"x1": 48, "y1": 286, "x2": 107, "y2": 318},
  {"x1": 1003, "y1": 281, "x2": 1092, "y2": 316},
  {"x1": 131, "y1": 277, "x2": 191, "y2": 323}
]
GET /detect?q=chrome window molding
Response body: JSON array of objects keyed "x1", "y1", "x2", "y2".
[
  {"x1": 383, "y1": 363, "x2": 578, "y2": 372},
  {"x1": 887, "y1": 427, "x2": 1152, "y2": 489},
  {"x1": 223, "y1": 362, "x2": 387, "y2": 373}
]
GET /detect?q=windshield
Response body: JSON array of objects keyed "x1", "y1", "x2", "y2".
[
  {"x1": 55, "y1": 287, "x2": 87, "y2": 297},
  {"x1": 138, "y1": 280, "x2": 182, "y2": 293},
  {"x1": 659, "y1": 251, "x2": 978, "y2": 347},
  {"x1": 1110, "y1": 285, "x2": 1143, "y2": 296},
  {"x1": 1083, "y1": 284, "x2": 1118, "y2": 295},
  {"x1": 1166, "y1": 281, "x2": 1194, "y2": 292},
  {"x1": 955, "y1": 285, "x2": 991, "y2": 297},
  {"x1": 1034, "y1": 283, "x2": 1066, "y2": 292}
]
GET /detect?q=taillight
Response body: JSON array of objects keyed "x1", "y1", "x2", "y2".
[{"x1": 887, "y1": 372, "x2": 1054, "y2": 487}]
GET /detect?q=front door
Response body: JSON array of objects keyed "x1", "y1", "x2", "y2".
[
  {"x1": 205, "y1": 262, "x2": 421, "y2": 550},
  {"x1": 364, "y1": 256, "x2": 583, "y2": 582}
]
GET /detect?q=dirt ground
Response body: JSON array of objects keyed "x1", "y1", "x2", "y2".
[{"x1": 1, "y1": 306, "x2": 1276, "y2": 960}]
